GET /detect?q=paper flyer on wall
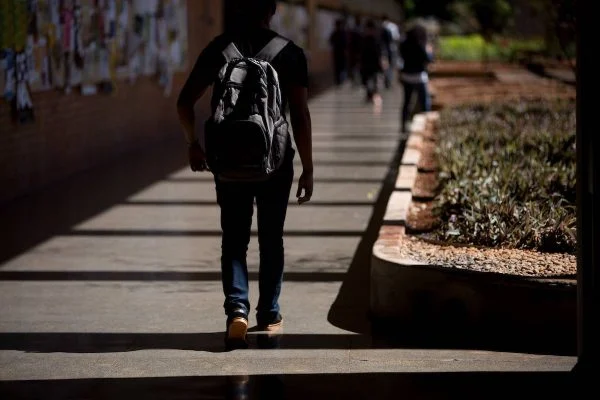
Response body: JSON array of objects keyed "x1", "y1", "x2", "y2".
[{"x1": 1, "y1": 0, "x2": 189, "y2": 124}]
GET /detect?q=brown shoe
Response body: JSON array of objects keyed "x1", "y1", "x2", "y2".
[
  {"x1": 256, "y1": 316, "x2": 283, "y2": 349},
  {"x1": 262, "y1": 319, "x2": 283, "y2": 332},
  {"x1": 257, "y1": 314, "x2": 283, "y2": 332},
  {"x1": 225, "y1": 313, "x2": 249, "y2": 350},
  {"x1": 228, "y1": 317, "x2": 248, "y2": 338}
]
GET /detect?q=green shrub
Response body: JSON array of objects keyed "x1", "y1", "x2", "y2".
[
  {"x1": 437, "y1": 34, "x2": 545, "y2": 62},
  {"x1": 432, "y1": 99, "x2": 576, "y2": 254}
]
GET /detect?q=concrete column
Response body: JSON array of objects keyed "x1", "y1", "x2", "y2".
[
  {"x1": 575, "y1": 0, "x2": 599, "y2": 380},
  {"x1": 306, "y1": 0, "x2": 318, "y2": 57}
]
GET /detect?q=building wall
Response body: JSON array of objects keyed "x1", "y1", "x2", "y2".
[
  {"x1": 341, "y1": 0, "x2": 402, "y2": 20},
  {"x1": 0, "y1": 0, "x2": 221, "y2": 205},
  {"x1": 0, "y1": 0, "x2": 352, "y2": 205}
]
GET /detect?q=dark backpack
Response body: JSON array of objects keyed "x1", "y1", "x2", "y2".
[{"x1": 205, "y1": 37, "x2": 290, "y2": 182}]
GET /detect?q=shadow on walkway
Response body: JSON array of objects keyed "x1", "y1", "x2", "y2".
[
  {"x1": 0, "y1": 332, "x2": 374, "y2": 353},
  {"x1": 326, "y1": 138, "x2": 406, "y2": 335},
  {"x1": 0, "y1": 329, "x2": 574, "y2": 356},
  {"x1": 0, "y1": 138, "x2": 187, "y2": 265},
  {"x1": 0, "y1": 270, "x2": 347, "y2": 282},
  {"x1": 0, "y1": 372, "x2": 577, "y2": 400},
  {"x1": 0, "y1": 73, "x2": 336, "y2": 267}
]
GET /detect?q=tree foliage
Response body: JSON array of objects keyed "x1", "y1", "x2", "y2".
[
  {"x1": 402, "y1": 0, "x2": 457, "y2": 21},
  {"x1": 545, "y1": 0, "x2": 576, "y2": 63},
  {"x1": 403, "y1": 0, "x2": 513, "y2": 40},
  {"x1": 466, "y1": 0, "x2": 513, "y2": 40}
]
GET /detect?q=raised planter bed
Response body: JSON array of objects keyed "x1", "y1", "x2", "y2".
[{"x1": 371, "y1": 111, "x2": 577, "y2": 355}]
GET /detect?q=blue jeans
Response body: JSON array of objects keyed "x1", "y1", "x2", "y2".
[
  {"x1": 384, "y1": 50, "x2": 397, "y2": 88},
  {"x1": 215, "y1": 164, "x2": 293, "y2": 324},
  {"x1": 402, "y1": 81, "x2": 431, "y2": 129}
]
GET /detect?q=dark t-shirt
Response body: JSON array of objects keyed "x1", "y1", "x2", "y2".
[
  {"x1": 349, "y1": 29, "x2": 362, "y2": 56},
  {"x1": 183, "y1": 28, "x2": 307, "y2": 168},
  {"x1": 185, "y1": 28, "x2": 308, "y2": 114},
  {"x1": 361, "y1": 35, "x2": 382, "y2": 75},
  {"x1": 400, "y1": 40, "x2": 432, "y2": 74},
  {"x1": 329, "y1": 29, "x2": 347, "y2": 61}
]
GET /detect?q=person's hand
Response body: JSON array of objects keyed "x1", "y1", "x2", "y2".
[
  {"x1": 188, "y1": 142, "x2": 209, "y2": 172},
  {"x1": 296, "y1": 170, "x2": 313, "y2": 205}
]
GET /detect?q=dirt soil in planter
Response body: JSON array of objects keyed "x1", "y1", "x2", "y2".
[
  {"x1": 429, "y1": 61, "x2": 501, "y2": 77},
  {"x1": 381, "y1": 226, "x2": 576, "y2": 279},
  {"x1": 429, "y1": 63, "x2": 575, "y2": 107}
]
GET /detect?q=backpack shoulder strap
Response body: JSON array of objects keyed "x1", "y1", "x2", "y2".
[
  {"x1": 254, "y1": 37, "x2": 290, "y2": 63},
  {"x1": 222, "y1": 42, "x2": 243, "y2": 63}
]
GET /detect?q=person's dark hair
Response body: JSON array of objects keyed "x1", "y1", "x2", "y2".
[
  {"x1": 253, "y1": 0, "x2": 277, "y2": 20},
  {"x1": 405, "y1": 24, "x2": 428, "y2": 48},
  {"x1": 228, "y1": 0, "x2": 277, "y2": 30}
]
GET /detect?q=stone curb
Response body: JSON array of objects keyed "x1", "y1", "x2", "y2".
[
  {"x1": 381, "y1": 112, "x2": 437, "y2": 227},
  {"x1": 370, "y1": 111, "x2": 576, "y2": 352}
]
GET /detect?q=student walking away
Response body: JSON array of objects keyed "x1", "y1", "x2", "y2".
[
  {"x1": 381, "y1": 15, "x2": 401, "y2": 89},
  {"x1": 360, "y1": 20, "x2": 383, "y2": 103},
  {"x1": 329, "y1": 18, "x2": 348, "y2": 86},
  {"x1": 399, "y1": 24, "x2": 433, "y2": 133},
  {"x1": 177, "y1": 0, "x2": 314, "y2": 350}
]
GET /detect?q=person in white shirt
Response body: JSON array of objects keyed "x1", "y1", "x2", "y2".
[{"x1": 381, "y1": 15, "x2": 401, "y2": 89}]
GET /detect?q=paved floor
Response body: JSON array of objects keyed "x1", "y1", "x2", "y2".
[{"x1": 0, "y1": 85, "x2": 576, "y2": 399}]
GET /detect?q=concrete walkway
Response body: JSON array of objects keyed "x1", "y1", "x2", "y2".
[{"x1": 0, "y1": 86, "x2": 576, "y2": 398}]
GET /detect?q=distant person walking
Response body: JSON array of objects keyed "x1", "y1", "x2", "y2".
[
  {"x1": 381, "y1": 15, "x2": 401, "y2": 89},
  {"x1": 360, "y1": 19, "x2": 383, "y2": 102},
  {"x1": 329, "y1": 18, "x2": 348, "y2": 85},
  {"x1": 177, "y1": 0, "x2": 313, "y2": 350},
  {"x1": 348, "y1": 15, "x2": 363, "y2": 85},
  {"x1": 399, "y1": 24, "x2": 433, "y2": 132}
]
